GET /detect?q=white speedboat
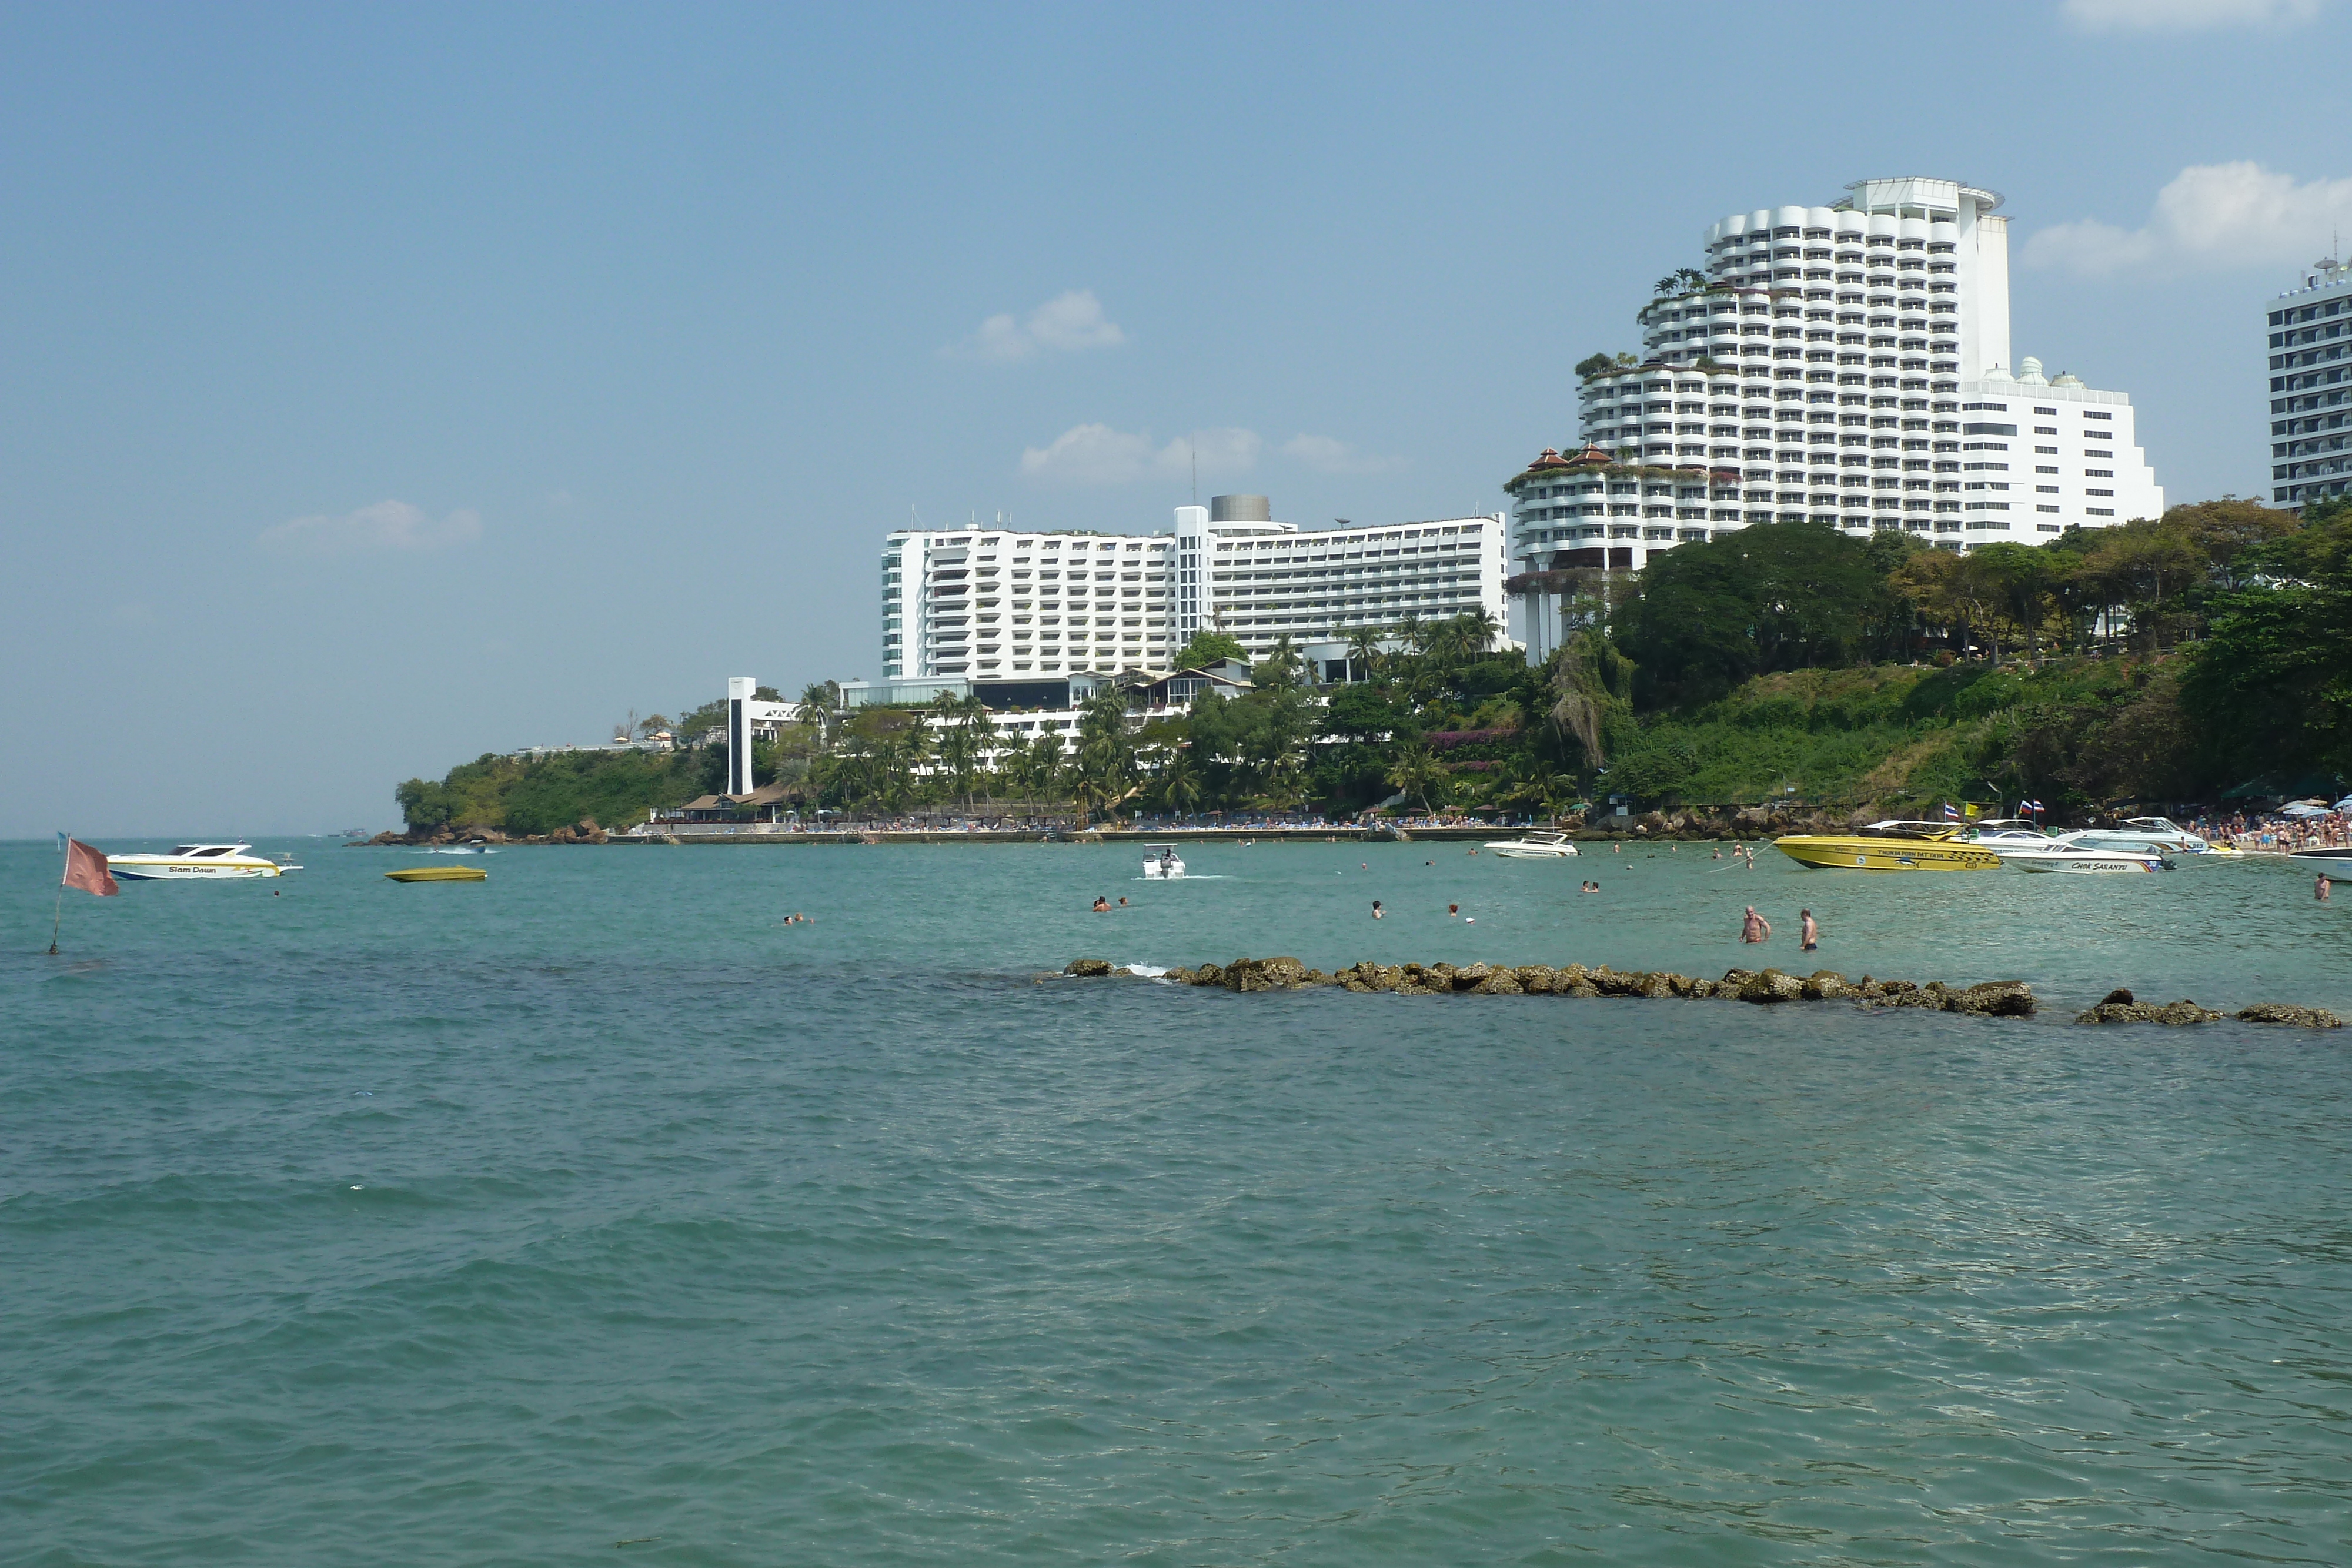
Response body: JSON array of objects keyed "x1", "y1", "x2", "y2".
[
  {"x1": 1141, "y1": 845, "x2": 1187, "y2": 879},
  {"x1": 106, "y1": 842, "x2": 303, "y2": 881},
  {"x1": 427, "y1": 842, "x2": 497, "y2": 855},
  {"x1": 2057, "y1": 816, "x2": 2213, "y2": 854},
  {"x1": 2001, "y1": 844, "x2": 2171, "y2": 874},
  {"x1": 1485, "y1": 830, "x2": 1580, "y2": 860},
  {"x1": 1961, "y1": 817, "x2": 2057, "y2": 850}
]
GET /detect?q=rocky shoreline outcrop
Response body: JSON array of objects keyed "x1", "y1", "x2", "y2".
[
  {"x1": 1060, "y1": 959, "x2": 2344, "y2": 1028},
  {"x1": 2072, "y1": 988, "x2": 2342, "y2": 1028},
  {"x1": 362, "y1": 818, "x2": 609, "y2": 847}
]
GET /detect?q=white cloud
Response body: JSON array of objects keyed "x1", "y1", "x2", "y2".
[
  {"x1": 2023, "y1": 161, "x2": 2352, "y2": 275},
  {"x1": 1281, "y1": 433, "x2": 1402, "y2": 474},
  {"x1": 950, "y1": 290, "x2": 1127, "y2": 362},
  {"x1": 1018, "y1": 424, "x2": 1259, "y2": 485},
  {"x1": 258, "y1": 499, "x2": 483, "y2": 554},
  {"x1": 2060, "y1": 0, "x2": 2324, "y2": 30}
]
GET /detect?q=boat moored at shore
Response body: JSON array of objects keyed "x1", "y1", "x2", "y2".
[
  {"x1": 1141, "y1": 845, "x2": 1187, "y2": 879},
  {"x1": 1775, "y1": 821, "x2": 2004, "y2": 872},
  {"x1": 2000, "y1": 846, "x2": 2173, "y2": 874}
]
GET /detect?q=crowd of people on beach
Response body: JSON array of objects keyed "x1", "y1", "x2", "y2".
[{"x1": 2190, "y1": 809, "x2": 2352, "y2": 853}]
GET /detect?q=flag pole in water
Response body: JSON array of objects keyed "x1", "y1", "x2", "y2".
[{"x1": 52, "y1": 836, "x2": 120, "y2": 953}]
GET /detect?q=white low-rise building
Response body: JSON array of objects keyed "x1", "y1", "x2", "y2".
[
  {"x1": 1515, "y1": 175, "x2": 2160, "y2": 587},
  {"x1": 883, "y1": 495, "x2": 1508, "y2": 680}
]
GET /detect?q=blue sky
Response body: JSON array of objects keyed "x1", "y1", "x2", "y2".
[{"x1": 5, "y1": 0, "x2": 2351, "y2": 837}]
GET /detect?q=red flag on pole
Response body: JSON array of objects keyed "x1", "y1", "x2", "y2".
[{"x1": 63, "y1": 838, "x2": 119, "y2": 897}]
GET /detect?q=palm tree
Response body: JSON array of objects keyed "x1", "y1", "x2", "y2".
[
  {"x1": 1074, "y1": 689, "x2": 1135, "y2": 823},
  {"x1": 796, "y1": 682, "x2": 840, "y2": 751},
  {"x1": 1010, "y1": 731, "x2": 1064, "y2": 815},
  {"x1": 1153, "y1": 744, "x2": 1202, "y2": 816},
  {"x1": 1385, "y1": 744, "x2": 1444, "y2": 814},
  {"x1": 1344, "y1": 625, "x2": 1385, "y2": 683},
  {"x1": 1252, "y1": 633, "x2": 1303, "y2": 689},
  {"x1": 1457, "y1": 607, "x2": 1501, "y2": 657}
]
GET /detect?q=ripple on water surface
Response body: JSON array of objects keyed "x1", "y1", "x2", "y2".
[{"x1": 4, "y1": 839, "x2": 2350, "y2": 1564}]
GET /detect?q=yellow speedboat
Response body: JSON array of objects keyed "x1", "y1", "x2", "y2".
[
  {"x1": 1775, "y1": 820, "x2": 2003, "y2": 871},
  {"x1": 385, "y1": 866, "x2": 488, "y2": 882}
]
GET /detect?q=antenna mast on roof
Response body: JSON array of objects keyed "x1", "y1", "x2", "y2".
[{"x1": 1191, "y1": 444, "x2": 1197, "y2": 506}]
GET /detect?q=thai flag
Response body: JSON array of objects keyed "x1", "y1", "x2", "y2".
[
  {"x1": 1942, "y1": 802, "x2": 1960, "y2": 821},
  {"x1": 2024, "y1": 798, "x2": 2044, "y2": 815}
]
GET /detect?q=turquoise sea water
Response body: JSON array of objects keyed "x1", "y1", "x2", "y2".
[{"x1": 6, "y1": 837, "x2": 2350, "y2": 1564}]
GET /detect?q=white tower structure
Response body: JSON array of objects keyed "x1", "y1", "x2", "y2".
[
  {"x1": 2269, "y1": 255, "x2": 2352, "y2": 509},
  {"x1": 1515, "y1": 176, "x2": 2160, "y2": 589},
  {"x1": 723, "y1": 677, "x2": 797, "y2": 795}
]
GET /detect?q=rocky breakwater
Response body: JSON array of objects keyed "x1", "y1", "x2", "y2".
[
  {"x1": 1063, "y1": 958, "x2": 2039, "y2": 1014},
  {"x1": 2075, "y1": 988, "x2": 2343, "y2": 1028}
]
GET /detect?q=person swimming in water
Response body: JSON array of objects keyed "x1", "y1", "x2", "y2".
[
  {"x1": 1092, "y1": 895, "x2": 1110, "y2": 912},
  {"x1": 1371, "y1": 900, "x2": 1384, "y2": 918},
  {"x1": 1741, "y1": 905, "x2": 1770, "y2": 943}
]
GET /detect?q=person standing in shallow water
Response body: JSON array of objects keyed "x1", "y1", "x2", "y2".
[
  {"x1": 1800, "y1": 909, "x2": 1819, "y2": 951},
  {"x1": 2320, "y1": 875, "x2": 2333, "y2": 901},
  {"x1": 1742, "y1": 906, "x2": 1770, "y2": 943}
]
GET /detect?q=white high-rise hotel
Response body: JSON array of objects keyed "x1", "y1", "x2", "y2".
[
  {"x1": 881, "y1": 496, "x2": 1507, "y2": 681},
  {"x1": 1510, "y1": 177, "x2": 2162, "y2": 581}
]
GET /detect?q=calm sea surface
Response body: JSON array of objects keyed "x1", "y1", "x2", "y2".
[{"x1": 6, "y1": 837, "x2": 2350, "y2": 1565}]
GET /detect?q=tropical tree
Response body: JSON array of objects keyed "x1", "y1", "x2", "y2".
[
  {"x1": 2080, "y1": 520, "x2": 2206, "y2": 656},
  {"x1": 796, "y1": 682, "x2": 840, "y2": 749},
  {"x1": 1013, "y1": 731, "x2": 1065, "y2": 812},
  {"x1": 1384, "y1": 744, "x2": 1445, "y2": 813},
  {"x1": 1344, "y1": 624, "x2": 1387, "y2": 683},
  {"x1": 1074, "y1": 688, "x2": 1136, "y2": 821},
  {"x1": 1252, "y1": 634, "x2": 1304, "y2": 690},
  {"x1": 1172, "y1": 631, "x2": 1247, "y2": 670},
  {"x1": 1547, "y1": 627, "x2": 1631, "y2": 768},
  {"x1": 1962, "y1": 543, "x2": 2054, "y2": 666},
  {"x1": 1152, "y1": 743, "x2": 1202, "y2": 815}
]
